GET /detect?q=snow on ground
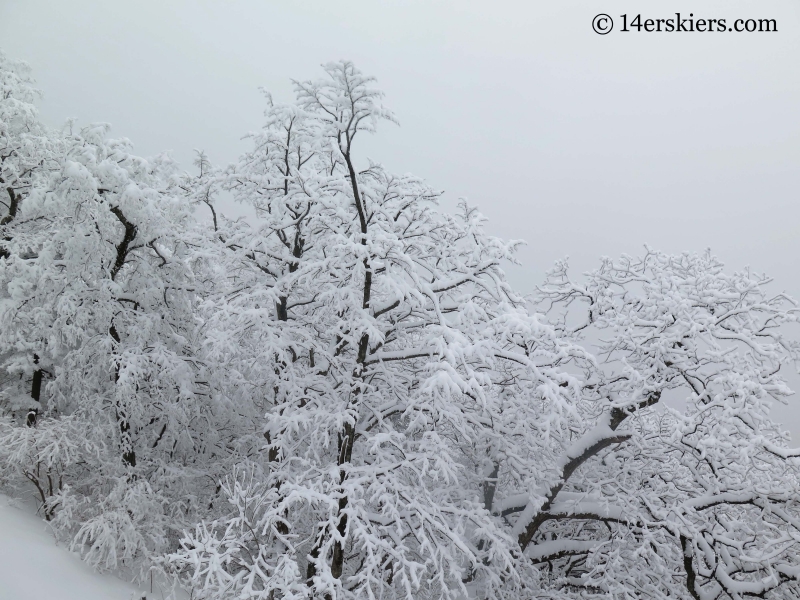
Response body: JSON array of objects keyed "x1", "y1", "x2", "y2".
[{"x1": 0, "y1": 494, "x2": 174, "y2": 600}]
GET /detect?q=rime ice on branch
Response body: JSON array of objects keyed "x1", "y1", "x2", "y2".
[{"x1": 1, "y1": 52, "x2": 800, "y2": 600}]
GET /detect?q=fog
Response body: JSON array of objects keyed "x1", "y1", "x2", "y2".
[{"x1": 3, "y1": 0, "x2": 799, "y2": 438}]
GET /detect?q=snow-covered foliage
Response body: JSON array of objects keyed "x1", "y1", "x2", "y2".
[
  {"x1": 0, "y1": 59, "x2": 229, "y2": 577},
  {"x1": 520, "y1": 252, "x2": 800, "y2": 598},
  {"x1": 1, "y1": 51, "x2": 800, "y2": 600}
]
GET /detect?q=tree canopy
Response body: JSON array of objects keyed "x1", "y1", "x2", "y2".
[{"x1": 1, "y1": 50, "x2": 800, "y2": 600}]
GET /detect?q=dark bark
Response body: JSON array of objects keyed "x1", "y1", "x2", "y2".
[
  {"x1": 26, "y1": 354, "x2": 43, "y2": 427},
  {"x1": 107, "y1": 205, "x2": 139, "y2": 468},
  {"x1": 483, "y1": 462, "x2": 500, "y2": 513},
  {"x1": 516, "y1": 393, "x2": 660, "y2": 552},
  {"x1": 516, "y1": 433, "x2": 631, "y2": 551},
  {"x1": 110, "y1": 324, "x2": 136, "y2": 468},
  {"x1": 1, "y1": 186, "x2": 19, "y2": 225},
  {"x1": 305, "y1": 529, "x2": 323, "y2": 585},
  {"x1": 341, "y1": 146, "x2": 372, "y2": 318},
  {"x1": 0, "y1": 182, "x2": 20, "y2": 258},
  {"x1": 331, "y1": 421, "x2": 355, "y2": 579},
  {"x1": 275, "y1": 182, "x2": 303, "y2": 322},
  {"x1": 305, "y1": 121, "x2": 372, "y2": 587},
  {"x1": 328, "y1": 148, "x2": 370, "y2": 582},
  {"x1": 204, "y1": 197, "x2": 218, "y2": 232},
  {"x1": 680, "y1": 535, "x2": 702, "y2": 600},
  {"x1": 276, "y1": 298, "x2": 288, "y2": 322},
  {"x1": 109, "y1": 205, "x2": 137, "y2": 281}
]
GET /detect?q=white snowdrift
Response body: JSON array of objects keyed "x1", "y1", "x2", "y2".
[{"x1": 0, "y1": 495, "x2": 153, "y2": 600}]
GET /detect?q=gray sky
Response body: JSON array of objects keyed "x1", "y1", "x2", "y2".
[{"x1": 2, "y1": 0, "x2": 800, "y2": 438}]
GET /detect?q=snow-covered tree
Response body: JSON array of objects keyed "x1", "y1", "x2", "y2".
[
  {"x1": 0, "y1": 115, "x2": 228, "y2": 574},
  {"x1": 0, "y1": 50, "x2": 63, "y2": 426},
  {"x1": 508, "y1": 251, "x2": 800, "y2": 599},
  {"x1": 2, "y1": 49, "x2": 800, "y2": 600},
  {"x1": 0, "y1": 50, "x2": 56, "y2": 233},
  {"x1": 168, "y1": 61, "x2": 585, "y2": 600},
  {"x1": 170, "y1": 64, "x2": 800, "y2": 600}
]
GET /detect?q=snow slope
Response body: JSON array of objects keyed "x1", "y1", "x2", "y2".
[{"x1": 0, "y1": 495, "x2": 156, "y2": 600}]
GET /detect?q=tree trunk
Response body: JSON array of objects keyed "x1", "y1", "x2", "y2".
[
  {"x1": 110, "y1": 324, "x2": 136, "y2": 468},
  {"x1": 26, "y1": 355, "x2": 43, "y2": 427}
]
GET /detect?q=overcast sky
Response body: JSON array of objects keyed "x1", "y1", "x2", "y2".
[{"x1": 2, "y1": 0, "x2": 799, "y2": 436}]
